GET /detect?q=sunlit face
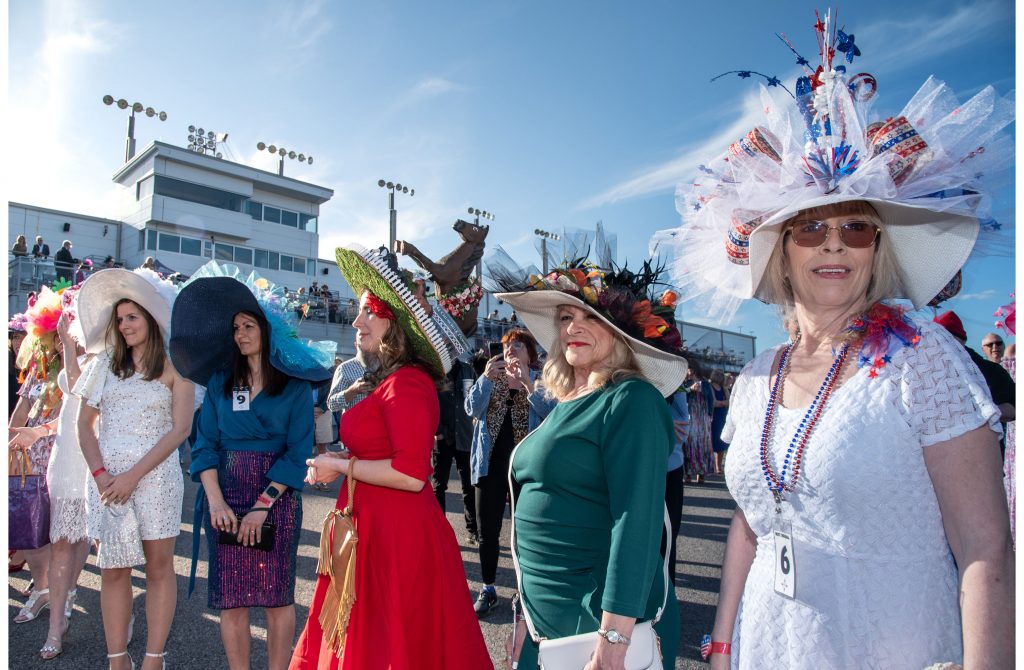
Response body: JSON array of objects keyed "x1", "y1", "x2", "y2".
[
  {"x1": 233, "y1": 313, "x2": 262, "y2": 357},
  {"x1": 116, "y1": 301, "x2": 150, "y2": 349},
  {"x1": 10, "y1": 332, "x2": 26, "y2": 357},
  {"x1": 783, "y1": 210, "x2": 878, "y2": 313},
  {"x1": 558, "y1": 304, "x2": 616, "y2": 372},
  {"x1": 352, "y1": 291, "x2": 392, "y2": 354},
  {"x1": 503, "y1": 339, "x2": 531, "y2": 370}
]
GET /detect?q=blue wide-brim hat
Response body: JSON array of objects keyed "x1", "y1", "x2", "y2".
[{"x1": 170, "y1": 274, "x2": 333, "y2": 386}]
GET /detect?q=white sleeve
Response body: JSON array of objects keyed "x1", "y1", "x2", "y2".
[
  {"x1": 901, "y1": 321, "x2": 1002, "y2": 447},
  {"x1": 71, "y1": 352, "x2": 110, "y2": 409}
]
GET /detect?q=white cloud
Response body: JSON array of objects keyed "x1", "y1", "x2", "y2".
[
  {"x1": 277, "y1": 0, "x2": 333, "y2": 51},
  {"x1": 954, "y1": 289, "x2": 998, "y2": 301}
]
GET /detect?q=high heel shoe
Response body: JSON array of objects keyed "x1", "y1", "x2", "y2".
[
  {"x1": 14, "y1": 588, "x2": 50, "y2": 623},
  {"x1": 64, "y1": 588, "x2": 77, "y2": 619},
  {"x1": 144, "y1": 651, "x2": 167, "y2": 669},
  {"x1": 39, "y1": 618, "x2": 70, "y2": 660},
  {"x1": 107, "y1": 650, "x2": 135, "y2": 670}
]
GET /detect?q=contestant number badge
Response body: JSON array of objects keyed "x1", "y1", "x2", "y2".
[
  {"x1": 233, "y1": 387, "x2": 251, "y2": 412},
  {"x1": 773, "y1": 523, "x2": 796, "y2": 599}
]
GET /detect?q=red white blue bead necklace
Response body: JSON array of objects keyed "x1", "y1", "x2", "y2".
[{"x1": 760, "y1": 332, "x2": 850, "y2": 513}]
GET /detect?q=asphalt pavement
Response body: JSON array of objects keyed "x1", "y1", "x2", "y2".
[{"x1": 7, "y1": 464, "x2": 734, "y2": 669}]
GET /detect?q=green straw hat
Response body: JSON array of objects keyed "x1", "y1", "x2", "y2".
[{"x1": 335, "y1": 244, "x2": 453, "y2": 378}]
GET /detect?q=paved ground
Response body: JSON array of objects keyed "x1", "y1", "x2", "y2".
[{"x1": 7, "y1": 465, "x2": 734, "y2": 669}]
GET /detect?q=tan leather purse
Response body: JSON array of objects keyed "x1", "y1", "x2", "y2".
[{"x1": 317, "y1": 457, "x2": 359, "y2": 659}]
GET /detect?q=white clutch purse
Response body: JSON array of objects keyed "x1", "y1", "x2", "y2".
[{"x1": 537, "y1": 620, "x2": 663, "y2": 669}]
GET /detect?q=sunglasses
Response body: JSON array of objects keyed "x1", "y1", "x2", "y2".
[{"x1": 787, "y1": 219, "x2": 881, "y2": 248}]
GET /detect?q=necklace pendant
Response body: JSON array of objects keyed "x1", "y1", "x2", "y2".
[{"x1": 773, "y1": 490, "x2": 784, "y2": 514}]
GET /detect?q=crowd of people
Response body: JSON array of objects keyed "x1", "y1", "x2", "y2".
[{"x1": 6, "y1": 9, "x2": 1018, "y2": 670}]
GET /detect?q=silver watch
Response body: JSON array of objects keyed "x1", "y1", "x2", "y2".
[{"x1": 597, "y1": 628, "x2": 631, "y2": 645}]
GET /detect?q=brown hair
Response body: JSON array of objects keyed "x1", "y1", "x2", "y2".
[
  {"x1": 105, "y1": 299, "x2": 166, "y2": 381},
  {"x1": 222, "y1": 310, "x2": 288, "y2": 397},
  {"x1": 759, "y1": 200, "x2": 899, "y2": 331},
  {"x1": 541, "y1": 311, "x2": 642, "y2": 401},
  {"x1": 364, "y1": 318, "x2": 441, "y2": 388},
  {"x1": 501, "y1": 328, "x2": 541, "y2": 369}
]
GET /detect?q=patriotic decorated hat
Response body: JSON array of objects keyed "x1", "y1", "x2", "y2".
[{"x1": 652, "y1": 9, "x2": 1014, "y2": 322}]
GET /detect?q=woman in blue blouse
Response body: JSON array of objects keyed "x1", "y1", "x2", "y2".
[{"x1": 170, "y1": 264, "x2": 332, "y2": 670}]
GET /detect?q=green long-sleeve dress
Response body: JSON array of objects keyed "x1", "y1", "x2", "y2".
[{"x1": 511, "y1": 377, "x2": 680, "y2": 668}]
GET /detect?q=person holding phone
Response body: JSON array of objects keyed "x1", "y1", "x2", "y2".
[
  {"x1": 169, "y1": 262, "x2": 332, "y2": 670},
  {"x1": 465, "y1": 329, "x2": 555, "y2": 617}
]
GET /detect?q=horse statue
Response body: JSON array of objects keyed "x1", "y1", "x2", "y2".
[{"x1": 394, "y1": 218, "x2": 489, "y2": 336}]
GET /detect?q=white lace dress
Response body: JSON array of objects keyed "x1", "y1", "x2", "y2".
[
  {"x1": 46, "y1": 360, "x2": 90, "y2": 542},
  {"x1": 74, "y1": 353, "x2": 184, "y2": 544},
  {"x1": 722, "y1": 320, "x2": 1001, "y2": 670}
]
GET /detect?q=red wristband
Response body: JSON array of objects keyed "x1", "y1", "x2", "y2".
[
  {"x1": 91, "y1": 466, "x2": 107, "y2": 478},
  {"x1": 710, "y1": 642, "x2": 731, "y2": 656}
]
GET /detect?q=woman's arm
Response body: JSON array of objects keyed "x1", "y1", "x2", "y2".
[
  {"x1": 76, "y1": 402, "x2": 114, "y2": 494},
  {"x1": 100, "y1": 372, "x2": 195, "y2": 505},
  {"x1": 924, "y1": 425, "x2": 1014, "y2": 668},
  {"x1": 9, "y1": 418, "x2": 58, "y2": 450},
  {"x1": 8, "y1": 394, "x2": 30, "y2": 432},
  {"x1": 464, "y1": 374, "x2": 494, "y2": 419},
  {"x1": 308, "y1": 455, "x2": 425, "y2": 492},
  {"x1": 708, "y1": 508, "x2": 758, "y2": 669}
]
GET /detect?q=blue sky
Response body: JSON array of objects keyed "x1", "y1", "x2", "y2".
[{"x1": 6, "y1": 0, "x2": 1016, "y2": 352}]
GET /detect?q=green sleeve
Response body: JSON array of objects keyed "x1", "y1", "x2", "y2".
[{"x1": 599, "y1": 380, "x2": 673, "y2": 617}]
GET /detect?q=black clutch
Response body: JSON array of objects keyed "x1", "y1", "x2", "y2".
[{"x1": 217, "y1": 521, "x2": 275, "y2": 551}]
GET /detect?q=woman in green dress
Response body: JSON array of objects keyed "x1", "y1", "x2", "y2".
[{"x1": 495, "y1": 259, "x2": 689, "y2": 670}]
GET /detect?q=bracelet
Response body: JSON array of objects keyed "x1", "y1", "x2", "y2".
[
  {"x1": 91, "y1": 466, "x2": 107, "y2": 478},
  {"x1": 700, "y1": 635, "x2": 731, "y2": 660}
]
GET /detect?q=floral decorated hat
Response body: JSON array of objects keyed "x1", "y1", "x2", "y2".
[
  {"x1": 493, "y1": 258, "x2": 689, "y2": 397},
  {"x1": 652, "y1": 9, "x2": 1014, "y2": 322}
]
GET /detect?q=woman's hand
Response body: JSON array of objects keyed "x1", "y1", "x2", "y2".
[
  {"x1": 100, "y1": 470, "x2": 141, "y2": 506},
  {"x1": 8, "y1": 426, "x2": 44, "y2": 451},
  {"x1": 504, "y1": 619, "x2": 527, "y2": 670},
  {"x1": 207, "y1": 498, "x2": 238, "y2": 534},
  {"x1": 343, "y1": 379, "x2": 372, "y2": 402},
  {"x1": 237, "y1": 509, "x2": 268, "y2": 547},
  {"x1": 583, "y1": 637, "x2": 629, "y2": 670},
  {"x1": 708, "y1": 652, "x2": 731, "y2": 670},
  {"x1": 484, "y1": 355, "x2": 506, "y2": 381},
  {"x1": 505, "y1": 358, "x2": 533, "y2": 393},
  {"x1": 56, "y1": 311, "x2": 72, "y2": 342},
  {"x1": 306, "y1": 453, "x2": 346, "y2": 486}
]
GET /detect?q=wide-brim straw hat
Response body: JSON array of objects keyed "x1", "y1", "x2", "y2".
[
  {"x1": 494, "y1": 290, "x2": 688, "y2": 397},
  {"x1": 335, "y1": 244, "x2": 453, "y2": 378},
  {"x1": 749, "y1": 194, "x2": 979, "y2": 309},
  {"x1": 170, "y1": 275, "x2": 333, "y2": 386},
  {"x1": 76, "y1": 268, "x2": 176, "y2": 354}
]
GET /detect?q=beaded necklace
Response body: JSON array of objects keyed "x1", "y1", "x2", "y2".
[{"x1": 760, "y1": 332, "x2": 850, "y2": 514}]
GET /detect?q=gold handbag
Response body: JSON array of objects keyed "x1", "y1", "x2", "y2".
[{"x1": 317, "y1": 457, "x2": 359, "y2": 659}]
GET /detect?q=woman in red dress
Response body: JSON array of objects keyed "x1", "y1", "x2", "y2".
[{"x1": 289, "y1": 245, "x2": 492, "y2": 670}]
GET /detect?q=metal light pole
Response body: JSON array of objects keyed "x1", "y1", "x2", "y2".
[
  {"x1": 257, "y1": 142, "x2": 313, "y2": 176},
  {"x1": 188, "y1": 125, "x2": 226, "y2": 158},
  {"x1": 102, "y1": 95, "x2": 167, "y2": 163},
  {"x1": 378, "y1": 180, "x2": 415, "y2": 253},
  {"x1": 534, "y1": 228, "x2": 561, "y2": 274},
  {"x1": 468, "y1": 207, "x2": 495, "y2": 316}
]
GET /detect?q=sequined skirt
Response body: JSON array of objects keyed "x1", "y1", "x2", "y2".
[{"x1": 204, "y1": 451, "x2": 301, "y2": 610}]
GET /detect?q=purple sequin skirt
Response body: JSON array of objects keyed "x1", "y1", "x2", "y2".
[{"x1": 205, "y1": 451, "x2": 301, "y2": 610}]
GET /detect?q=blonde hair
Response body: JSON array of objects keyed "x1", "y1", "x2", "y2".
[
  {"x1": 759, "y1": 201, "x2": 899, "y2": 332},
  {"x1": 541, "y1": 313, "x2": 642, "y2": 401}
]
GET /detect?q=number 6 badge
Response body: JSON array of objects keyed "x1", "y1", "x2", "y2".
[{"x1": 773, "y1": 524, "x2": 796, "y2": 599}]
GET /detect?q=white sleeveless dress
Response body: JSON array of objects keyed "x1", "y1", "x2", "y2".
[
  {"x1": 74, "y1": 353, "x2": 184, "y2": 545},
  {"x1": 722, "y1": 320, "x2": 1001, "y2": 670},
  {"x1": 46, "y1": 359, "x2": 90, "y2": 542}
]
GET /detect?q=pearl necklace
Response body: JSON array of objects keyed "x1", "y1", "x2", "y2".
[{"x1": 760, "y1": 334, "x2": 849, "y2": 513}]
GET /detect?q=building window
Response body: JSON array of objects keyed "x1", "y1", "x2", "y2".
[
  {"x1": 299, "y1": 214, "x2": 317, "y2": 232},
  {"x1": 234, "y1": 247, "x2": 253, "y2": 265},
  {"x1": 281, "y1": 210, "x2": 298, "y2": 228},
  {"x1": 215, "y1": 244, "x2": 234, "y2": 261},
  {"x1": 158, "y1": 233, "x2": 181, "y2": 253},
  {"x1": 203, "y1": 241, "x2": 214, "y2": 258},
  {"x1": 247, "y1": 201, "x2": 262, "y2": 221},
  {"x1": 263, "y1": 206, "x2": 281, "y2": 224},
  {"x1": 254, "y1": 249, "x2": 270, "y2": 269},
  {"x1": 137, "y1": 175, "x2": 154, "y2": 201},
  {"x1": 146, "y1": 229, "x2": 158, "y2": 250},
  {"x1": 268, "y1": 251, "x2": 279, "y2": 270},
  {"x1": 180, "y1": 237, "x2": 202, "y2": 256},
  {"x1": 307, "y1": 259, "x2": 316, "y2": 276},
  {"x1": 153, "y1": 175, "x2": 245, "y2": 213},
  {"x1": 279, "y1": 255, "x2": 293, "y2": 272}
]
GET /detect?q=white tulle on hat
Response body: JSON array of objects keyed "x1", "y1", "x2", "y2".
[
  {"x1": 76, "y1": 268, "x2": 178, "y2": 354},
  {"x1": 651, "y1": 10, "x2": 1014, "y2": 322}
]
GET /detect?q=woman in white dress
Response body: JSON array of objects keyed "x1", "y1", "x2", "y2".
[
  {"x1": 75, "y1": 269, "x2": 194, "y2": 670},
  {"x1": 653, "y1": 11, "x2": 1013, "y2": 669}
]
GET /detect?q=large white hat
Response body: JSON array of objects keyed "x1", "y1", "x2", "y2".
[
  {"x1": 76, "y1": 268, "x2": 177, "y2": 354},
  {"x1": 651, "y1": 10, "x2": 1013, "y2": 322}
]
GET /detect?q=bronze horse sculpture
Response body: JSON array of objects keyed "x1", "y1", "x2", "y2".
[{"x1": 394, "y1": 218, "x2": 489, "y2": 336}]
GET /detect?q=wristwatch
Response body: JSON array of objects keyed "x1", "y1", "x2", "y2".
[{"x1": 597, "y1": 628, "x2": 631, "y2": 645}]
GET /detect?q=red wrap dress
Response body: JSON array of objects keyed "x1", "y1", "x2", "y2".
[{"x1": 290, "y1": 365, "x2": 493, "y2": 670}]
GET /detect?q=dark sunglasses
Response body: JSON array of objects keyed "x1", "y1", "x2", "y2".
[{"x1": 787, "y1": 219, "x2": 880, "y2": 248}]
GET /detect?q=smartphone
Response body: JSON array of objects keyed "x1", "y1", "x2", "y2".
[{"x1": 488, "y1": 342, "x2": 503, "y2": 358}]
